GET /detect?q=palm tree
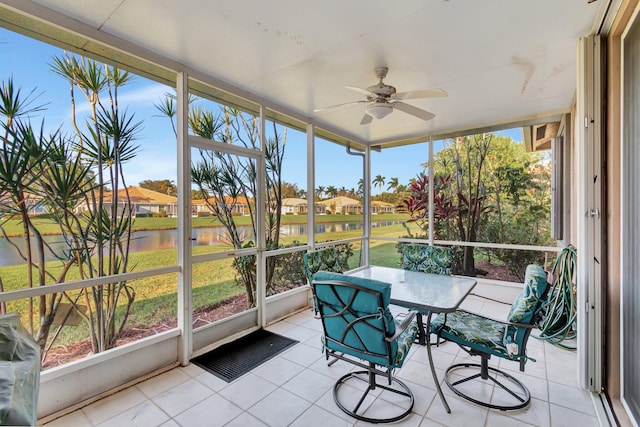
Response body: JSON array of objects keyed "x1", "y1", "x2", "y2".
[
  {"x1": 316, "y1": 186, "x2": 325, "y2": 200},
  {"x1": 387, "y1": 177, "x2": 399, "y2": 193},
  {"x1": 357, "y1": 179, "x2": 364, "y2": 198},
  {"x1": 372, "y1": 175, "x2": 386, "y2": 193},
  {"x1": 326, "y1": 185, "x2": 338, "y2": 198}
]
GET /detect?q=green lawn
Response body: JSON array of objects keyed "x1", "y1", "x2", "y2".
[
  {"x1": 0, "y1": 213, "x2": 410, "y2": 237},
  {"x1": 0, "y1": 215, "x2": 412, "y2": 351}
]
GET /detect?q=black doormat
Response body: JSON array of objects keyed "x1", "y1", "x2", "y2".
[{"x1": 191, "y1": 329, "x2": 298, "y2": 383}]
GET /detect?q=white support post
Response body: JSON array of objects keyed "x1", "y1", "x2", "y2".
[
  {"x1": 257, "y1": 106, "x2": 267, "y2": 327},
  {"x1": 363, "y1": 145, "x2": 371, "y2": 266},
  {"x1": 307, "y1": 124, "x2": 315, "y2": 250},
  {"x1": 176, "y1": 71, "x2": 192, "y2": 366},
  {"x1": 428, "y1": 135, "x2": 435, "y2": 246}
]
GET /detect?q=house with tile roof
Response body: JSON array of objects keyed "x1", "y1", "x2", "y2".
[
  {"x1": 318, "y1": 196, "x2": 362, "y2": 215},
  {"x1": 370, "y1": 200, "x2": 395, "y2": 214},
  {"x1": 281, "y1": 197, "x2": 326, "y2": 215},
  {"x1": 192, "y1": 195, "x2": 252, "y2": 217},
  {"x1": 75, "y1": 186, "x2": 178, "y2": 217}
]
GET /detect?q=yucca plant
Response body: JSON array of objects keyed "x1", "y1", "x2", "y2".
[
  {"x1": 50, "y1": 53, "x2": 141, "y2": 352},
  {"x1": 0, "y1": 53, "x2": 143, "y2": 360}
]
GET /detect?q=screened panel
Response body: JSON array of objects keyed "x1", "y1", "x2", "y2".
[
  {"x1": 190, "y1": 147, "x2": 257, "y2": 255},
  {"x1": 313, "y1": 137, "x2": 363, "y2": 243}
]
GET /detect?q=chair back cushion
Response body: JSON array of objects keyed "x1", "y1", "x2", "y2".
[
  {"x1": 504, "y1": 264, "x2": 549, "y2": 348},
  {"x1": 507, "y1": 264, "x2": 548, "y2": 324},
  {"x1": 312, "y1": 271, "x2": 398, "y2": 367},
  {"x1": 303, "y1": 246, "x2": 351, "y2": 283},
  {"x1": 400, "y1": 244, "x2": 452, "y2": 275}
]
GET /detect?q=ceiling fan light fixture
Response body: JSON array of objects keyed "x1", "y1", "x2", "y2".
[{"x1": 366, "y1": 103, "x2": 393, "y2": 119}]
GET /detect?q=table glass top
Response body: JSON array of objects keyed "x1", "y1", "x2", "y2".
[{"x1": 348, "y1": 265, "x2": 477, "y2": 313}]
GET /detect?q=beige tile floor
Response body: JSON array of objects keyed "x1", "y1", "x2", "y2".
[{"x1": 43, "y1": 296, "x2": 601, "y2": 427}]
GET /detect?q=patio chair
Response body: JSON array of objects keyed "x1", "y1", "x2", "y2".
[
  {"x1": 303, "y1": 245, "x2": 352, "y2": 284},
  {"x1": 311, "y1": 271, "x2": 419, "y2": 424},
  {"x1": 430, "y1": 264, "x2": 550, "y2": 410},
  {"x1": 399, "y1": 243, "x2": 454, "y2": 345},
  {"x1": 399, "y1": 243, "x2": 454, "y2": 275}
]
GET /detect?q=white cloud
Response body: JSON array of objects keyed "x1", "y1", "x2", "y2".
[{"x1": 69, "y1": 83, "x2": 172, "y2": 118}]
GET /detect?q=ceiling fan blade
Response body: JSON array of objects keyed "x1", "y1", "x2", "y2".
[
  {"x1": 345, "y1": 86, "x2": 377, "y2": 97},
  {"x1": 392, "y1": 101, "x2": 435, "y2": 121},
  {"x1": 360, "y1": 113, "x2": 373, "y2": 125},
  {"x1": 393, "y1": 88, "x2": 447, "y2": 100},
  {"x1": 314, "y1": 100, "x2": 366, "y2": 113}
]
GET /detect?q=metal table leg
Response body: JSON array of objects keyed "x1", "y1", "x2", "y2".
[
  {"x1": 416, "y1": 313, "x2": 427, "y2": 346},
  {"x1": 425, "y1": 311, "x2": 451, "y2": 413}
]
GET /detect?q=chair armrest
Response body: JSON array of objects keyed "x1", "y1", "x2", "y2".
[{"x1": 386, "y1": 311, "x2": 418, "y2": 342}]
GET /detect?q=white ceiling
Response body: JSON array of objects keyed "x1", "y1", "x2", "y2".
[{"x1": 17, "y1": 0, "x2": 604, "y2": 145}]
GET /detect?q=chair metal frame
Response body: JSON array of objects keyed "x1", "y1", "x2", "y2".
[
  {"x1": 312, "y1": 278, "x2": 417, "y2": 424},
  {"x1": 442, "y1": 309, "x2": 539, "y2": 410}
]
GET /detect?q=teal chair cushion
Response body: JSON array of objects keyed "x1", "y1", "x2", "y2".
[
  {"x1": 304, "y1": 247, "x2": 351, "y2": 283},
  {"x1": 313, "y1": 271, "x2": 406, "y2": 367},
  {"x1": 400, "y1": 244, "x2": 453, "y2": 275}
]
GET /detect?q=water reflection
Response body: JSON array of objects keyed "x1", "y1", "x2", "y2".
[{"x1": 0, "y1": 220, "x2": 400, "y2": 266}]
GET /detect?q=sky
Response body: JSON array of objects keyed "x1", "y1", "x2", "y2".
[{"x1": 0, "y1": 28, "x2": 521, "y2": 195}]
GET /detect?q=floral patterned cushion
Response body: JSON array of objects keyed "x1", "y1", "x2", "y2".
[
  {"x1": 507, "y1": 264, "x2": 548, "y2": 324},
  {"x1": 393, "y1": 319, "x2": 419, "y2": 368},
  {"x1": 430, "y1": 310, "x2": 515, "y2": 360},
  {"x1": 400, "y1": 244, "x2": 453, "y2": 275},
  {"x1": 504, "y1": 264, "x2": 548, "y2": 348},
  {"x1": 303, "y1": 246, "x2": 351, "y2": 283},
  {"x1": 431, "y1": 264, "x2": 549, "y2": 361}
]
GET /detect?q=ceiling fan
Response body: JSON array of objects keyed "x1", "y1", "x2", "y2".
[{"x1": 314, "y1": 67, "x2": 447, "y2": 125}]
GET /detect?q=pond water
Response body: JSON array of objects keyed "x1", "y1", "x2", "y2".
[{"x1": 0, "y1": 220, "x2": 401, "y2": 267}]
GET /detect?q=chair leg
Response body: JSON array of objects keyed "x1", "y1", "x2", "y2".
[
  {"x1": 333, "y1": 363, "x2": 414, "y2": 423},
  {"x1": 444, "y1": 355, "x2": 531, "y2": 411}
]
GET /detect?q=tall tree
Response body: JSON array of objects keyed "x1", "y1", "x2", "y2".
[
  {"x1": 49, "y1": 53, "x2": 140, "y2": 353},
  {"x1": 423, "y1": 132, "x2": 551, "y2": 276},
  {"x1": 372, "y1": 175, "x2": 386, "y2": 193},
  {"x1": 387, "y1": 177, "x2": 399, "y2": 193},
  {"x1": 281, "y1": 181, "x2": 303, "y2": 199},
  {"x1": 139, "y1": 179, "x2": 177, "y2": 196},
  {"x1": 0, "y1": 54, "x2": 141, "y2": 357}
]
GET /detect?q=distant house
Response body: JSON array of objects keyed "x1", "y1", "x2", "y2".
[
  {"x1": 0, "y1": 192, "x2": 50, "y2": 216},
  {"x1": 281, "y1": 198, "x2": 307, "y2": 215},
  {"x1": 281, "y1": 198, "x2": 326, "y2": 215},
  {"x1": 24, "y1": 194, "x2": 49, "y2": 215},
  {"x1": 75, "y1": 186, "x2": 178, "y2": 217},
  {"x1": 371, "y1": 200, "x2": 395, "y2": 214},
  {"x1": 192, "y1": 195, "x2": 252, "y2": 217},
  {"x1": 318, "y1": 196, "x2": 362, "y2": 215}
]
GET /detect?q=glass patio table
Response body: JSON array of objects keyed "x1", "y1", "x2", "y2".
[{"x1": 348, "y1": 265, "x2": 477, "y2": 414}]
